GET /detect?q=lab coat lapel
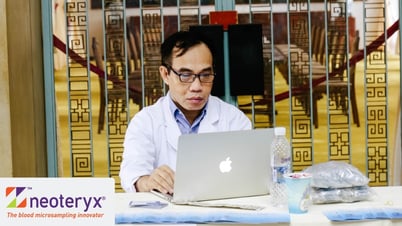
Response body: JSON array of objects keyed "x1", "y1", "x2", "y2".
[
  {"x1": 199, "y1": 97, "x2": 219, "y2": 133},
  {"x1": 162, "y1": 97, "x2": 181, "y2": 151}
]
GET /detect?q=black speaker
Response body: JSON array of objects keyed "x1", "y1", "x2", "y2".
[
  {"x1": 228, "y1": 24, "x2": 264, "y2": 96},
  {"x1": 189, "y1": 25, "x2": 225, "y2": 97}
]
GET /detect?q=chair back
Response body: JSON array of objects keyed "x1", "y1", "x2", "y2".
[
  {"x1": 350, "y1": 31, "x2": 360, "y2": 85},
  {"x1": 92, "y1": 37, "x2": 106, "y2": 97},
  {"x1": 126, "y1": 21, "x2": 141, "y2": 72},
  {"x1": 92, "y1": 37, "x2": 104, "y2": 71}
]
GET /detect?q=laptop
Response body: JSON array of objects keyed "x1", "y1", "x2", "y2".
[{"x1": 152, "y1": 128, "x2": 274, "y2": 205}]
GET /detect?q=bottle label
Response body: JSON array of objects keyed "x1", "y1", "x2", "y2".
[
  {"x1": 273, "y1": 166, "x2": 288, "y2": 183},
  {"x1": 280, "y1": 157, "x2": 291, "y2": 164}
]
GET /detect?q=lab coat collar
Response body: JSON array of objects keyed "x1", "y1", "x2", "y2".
[
  {"x1": 198, "y1": 96, "x2": 219, "y2": 133},
  {"x1": 163, "y1": 94, "x2": 181, "y2": 151},
  {"x1": 163, "y1": 94, "x2": 219, "y2": 151}
]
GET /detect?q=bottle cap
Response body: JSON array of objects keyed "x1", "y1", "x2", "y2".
[{"x1": 274, "y1": 127, "x2": 286, "y2": 136}]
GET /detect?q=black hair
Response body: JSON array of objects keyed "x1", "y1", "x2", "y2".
[{"x1": 160, "y1": 31, "x2": 216, "y2": 68}]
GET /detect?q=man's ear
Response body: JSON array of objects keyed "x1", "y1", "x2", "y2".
[{"x1": 159, "y1": 65, "x2": 169, "y2": 85}]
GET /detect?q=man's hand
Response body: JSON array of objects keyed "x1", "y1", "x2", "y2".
[{"x1": 135, "y1": 165, "x2": 175, "y2": 194}]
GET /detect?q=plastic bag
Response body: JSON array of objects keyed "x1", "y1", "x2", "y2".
[
  {"x1": 303, "y1": 161, "x2": 370, "y2": 188},
  {"x1": 310, "y1": 185, "x2": 375, "y2": 204}
]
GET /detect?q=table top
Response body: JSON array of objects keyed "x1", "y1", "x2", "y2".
[{"x1": 114, "y1": 186, "x2": 402, "y2": 226}]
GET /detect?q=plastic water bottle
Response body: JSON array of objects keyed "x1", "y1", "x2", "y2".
[{"x1": 270, "y1": 127, "x2": 292, "y2": 207}]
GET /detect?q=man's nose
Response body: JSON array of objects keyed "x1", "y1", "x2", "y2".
[{"x1": 189, "y1": 77, "x2": 203, "y2": 90}]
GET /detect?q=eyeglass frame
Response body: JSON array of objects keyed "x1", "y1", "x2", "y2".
[{"x1": 163, "y1": 64, "x2": 215, "y2": 83}]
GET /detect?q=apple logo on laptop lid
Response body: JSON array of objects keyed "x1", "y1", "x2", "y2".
[{"x1": 219, "y1": 157, "x2": 232, "y2": 173}]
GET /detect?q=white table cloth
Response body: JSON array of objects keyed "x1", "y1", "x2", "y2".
[{"x1": 115, "y1": 186, "x2": 402, "y2": 226}]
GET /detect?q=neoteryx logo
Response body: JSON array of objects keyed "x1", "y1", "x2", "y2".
[
  {"x1": 6, "y1": 187, "x2": 28, "y2": 208},
  {"x1": 4, "y1": 187, "x2": 105, "y2": 212}
]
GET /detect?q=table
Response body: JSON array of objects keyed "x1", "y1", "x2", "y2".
[{"x1": 115, "y1": 186, "x2": 402, "y2": 226}]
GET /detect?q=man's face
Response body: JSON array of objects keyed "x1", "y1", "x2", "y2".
[{"x1": 160, "y1": 43, "x2": 214, "y2": 115}]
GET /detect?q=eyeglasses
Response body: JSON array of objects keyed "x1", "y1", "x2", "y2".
[{"x1": 165, "y1": 65, "x2": 215, "y2": 83}]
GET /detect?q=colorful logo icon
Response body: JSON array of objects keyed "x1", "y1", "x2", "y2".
[{"x1": 6, "y1": 187, "x2": 27, "y2": 208}]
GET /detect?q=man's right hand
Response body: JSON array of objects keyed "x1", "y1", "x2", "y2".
[{"x1": 135, "y1": 165, "x2": 175, "y2": 194}]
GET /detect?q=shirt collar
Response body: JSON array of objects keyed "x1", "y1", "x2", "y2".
[{"x1": 168, "y1": 94, "x2": 208, "y2": 134}]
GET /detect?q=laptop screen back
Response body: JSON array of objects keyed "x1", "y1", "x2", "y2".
[{"x1": 173, "y1": 128, "x2": 274, "y2": 203}]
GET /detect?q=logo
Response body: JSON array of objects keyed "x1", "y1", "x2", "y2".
[
  {"x1": 1, "y1": 178, "x2": 114, "y2": 226},
  {"x1": 6, "y1": 187, "x2": 28, "y2": 208},
  {"x1": 219, "y1": 157, "x2": 232, "y2": 173},
  {"x1": 4, "y1": 187, "x2": 105, "y2": 212}
]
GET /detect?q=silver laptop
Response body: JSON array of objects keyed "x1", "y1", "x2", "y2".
[{"x1": 153, "y1": 128, "x2": 274, "y2": 204}]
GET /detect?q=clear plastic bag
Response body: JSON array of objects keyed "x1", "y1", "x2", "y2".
[
  {"x1": 302, "y1": 161, "x2": 375, "y2": 204},
  {"x1": 310, "y1": 186, "x2": 375, "y2": 204},
  {"x1": 303, "y1": 161, "x2": 370, "y2": 188}
]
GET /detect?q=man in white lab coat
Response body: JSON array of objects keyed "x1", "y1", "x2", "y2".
[{"x1": 119, "y1": 31, "x2": 252, "y2": 193}]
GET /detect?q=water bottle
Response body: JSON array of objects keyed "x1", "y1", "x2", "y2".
[{"x1": 270, "y1": 127, "x2": 292, "y2": 207}]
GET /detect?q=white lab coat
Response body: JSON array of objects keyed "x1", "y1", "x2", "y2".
[{"x1": 119, "y1": 94, "x2": 252, "y2": 192}]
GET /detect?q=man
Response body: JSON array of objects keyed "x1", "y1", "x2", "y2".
[{"x1": 119, "y1": 31, "x2": 251, "y2": 193}]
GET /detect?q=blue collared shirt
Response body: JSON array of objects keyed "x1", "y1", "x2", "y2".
[{"x1": 168, "y1": 95, "x2": 207, "y2": 134}]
